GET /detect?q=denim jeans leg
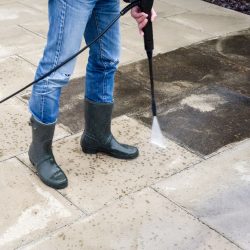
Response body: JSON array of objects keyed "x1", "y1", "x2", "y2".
[
  {"x1": 29, "y1": 0, "x2": 97, "y2": 124},
  {"x1": 84, "y1": 0, "x2": 121, "y2": 103}
]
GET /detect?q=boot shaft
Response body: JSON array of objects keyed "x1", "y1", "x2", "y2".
[
  {"x1": 30, "y1": 117, "x2": 55, "y2": 141},
  {"x1": 29, "y1": 116, "x2": 56, "y2": 160},
  {"x1": 84, "y1": 99, "x2": 113, "y2": 142}
]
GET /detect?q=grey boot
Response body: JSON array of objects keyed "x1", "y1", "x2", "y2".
[
  {"x1": 29, "y1": 116, "x2": 68, "y2": 189},
  {"x1": 80, "y1": 99, "x2": 139, "y2": 159}
]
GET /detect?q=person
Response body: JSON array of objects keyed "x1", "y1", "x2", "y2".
[{"x1": 28, "y1": 0, "x2": 157, "y2": 189}]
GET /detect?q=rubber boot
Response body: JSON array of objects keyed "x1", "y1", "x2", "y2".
[
  {"x1": 80, "y1": 99, "x2": 139, "y2": 159},
  {"x1": 28, "y1": 116, "x2": 68, "y2": 189}
]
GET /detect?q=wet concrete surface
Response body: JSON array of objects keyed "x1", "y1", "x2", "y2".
[
  {"x1": 134, "y1": 85, "x2": 250, "y2": 155},
  {"x1": 57, "y1": 72, "x2": 152, "y2": 134},
  {"x1": 196, "y1": 29, "x2": 250, "y2": 70},
  {"x1": 119, "y1": 45, "x2": 250, "y2": 97},
  {"x1": 21, "y1": 28, "x2": 250, "y2": 156},
  {"x1": 58, "y1": 77, "x2": 85, "y2": 134},
  {"x1": 117, "y1": 29, "x2": 250, "y2": 155}
]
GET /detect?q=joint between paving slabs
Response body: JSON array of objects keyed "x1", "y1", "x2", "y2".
[
  {"x1": 6, "y1": 155, "x2": 239, "y2": 249},
  {"x1": 204, "y1": 138, "x2": 250, "y2": 160},
  {"x1": 165, "y1": 18, "x2": 213, "y2": 37},
  {"x1": 15, "y1": 214, "x2": 85, "y2": 250},
  {"x1": 16, "y1": 1, "x2": 47, "y2": 15},
  {"x1": 0, "y1": 155, "x2": 17, "y2": 164},
  {"x1": 10, "y1": 158, "x2": 243, "y2": 250},
  {"x1": 158, "y1": 10, "x2": 191, "y2": 20},
  {"x1": 15, "y1": 156, "x2": 89, "y2": 216},
  {"x1": 81, "y1": 158, "x2": 204, "y2": 219},
  {"x1": 16, "y1": 54, "x2": 38, "y2": 68},
  {"x1": 17, "y1": 24, "x2": 47, "y2": 40},
  {"x1": 150, "y1": 186, "x2": 244, "y2": 250}
]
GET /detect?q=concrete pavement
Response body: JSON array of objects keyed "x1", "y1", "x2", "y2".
[{"x1": 0, "y1": 0, "x2": 250, "y2": 249}]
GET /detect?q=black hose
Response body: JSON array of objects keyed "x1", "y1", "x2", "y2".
[{"x1": 0, "y1": 0, "x2": 140, "y2": 104}]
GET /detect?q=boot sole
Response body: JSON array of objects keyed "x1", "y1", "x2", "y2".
[
  {"x1": 82, "y1": 147, "x2": 139, "y2": 160},
  {"x1": 29, "y1": 158, "x2": 68, "y2": 190}
]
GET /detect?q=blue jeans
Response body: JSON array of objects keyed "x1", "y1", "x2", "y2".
[{"x1": 29, "y1": 0, "x2": 120, "y2": 124}]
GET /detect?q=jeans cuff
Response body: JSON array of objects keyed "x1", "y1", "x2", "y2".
[{"x1": 28, "y1": 105, "x2": 57, "y2": 125}]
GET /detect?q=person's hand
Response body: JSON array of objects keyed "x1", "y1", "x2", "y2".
[{"x1": 131, "y1": 6, "x2": 157, "y2": 36}]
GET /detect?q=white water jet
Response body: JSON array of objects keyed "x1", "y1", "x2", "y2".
[{"x1": 151, "y1": 116, "x2": 166, "y2": 148}]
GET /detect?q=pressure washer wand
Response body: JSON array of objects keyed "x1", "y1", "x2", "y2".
[
  {"x1": 140, "y1": 0, "x2": 166, "y2": 148},
  {"x1": 140, "y1": 0, "x2": 156, "y2": 116}
]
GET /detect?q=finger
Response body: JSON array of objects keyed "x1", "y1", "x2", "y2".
[
  {"x1": 151, "y1": 9, "x2": 157, "y2": 22},
  {"x1": 131, "y1": 7, "x2": 148, "y2": 18},
  {"x1": 139, "y1": 28, "x2": 144, "y2": 36},
  {"x1": 132, "y1": 11, "x2": 146, "y2": 18},
  {"x1": 131, "y1": 5, "x2": 140, "y2": 13},
  {"x1": 138, "y1": 17, "x2": 148, "y2": 26},
  {"x1": 131, "y1": 7, "x2": 144, "y2": 18},
  {"x1": 136, "y1": 15, "x2": 147, "y2": 24},
  {"x1": 138, "y1": 18, "x2": 148, "y2": 30}
]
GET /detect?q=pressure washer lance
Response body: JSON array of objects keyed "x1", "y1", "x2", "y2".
[
  {"x1": 140, "y1": 0, "x2": 166, "y2": 148},
  {"x1": 0, "y1": 0, "x2": 139, "y2": 104}
]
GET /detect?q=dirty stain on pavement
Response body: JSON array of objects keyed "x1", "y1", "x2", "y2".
[{"x1": 21, "y1": 28, "x2": 250, "y2": 156}]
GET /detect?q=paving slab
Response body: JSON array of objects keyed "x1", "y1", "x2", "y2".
[
  {"x1": 0, "y1": 2, "x2": 46, "y2": 25},
  {"x1": 20, "y1": 188, "x2": 239, "y2": 250},
  {"x1": 19, "y1": 45, "x2": 140, "y2": 81},
  {"x1": 0, "y1": 24, "x2": 45, "y2": 59},
  {"x1": 19, "y1": 19, "x2": 48, "y2": 39},
  {"x1": 149, "y1": 0, "x2": 189, "y2": 18},
  {"x1": 119, "y1": 45, "x2": 250, "y2": 97},
  {"x1": 18, "y1": 47, "x2": 44, "y2": 67},
  {"x1": 0, "y1": 98, "x2": 70, "y2": 162},
  {"x1": 161, "y1": 0, "x2": 218, "y2": 11},
  {"x1": 0, "y1": 56, "x2": 35, "y2": 98},
  {"x1": 56, "y1": 77, "x2": 85, "y2": 133},
  {"x1": 153, "y1": 139, "x2": 250, "y2": 250},
  {"x1": 19, "y1": 47, "x2": 89, "y2": 80},
  {"x1": 113, "y1": 71, "x2": 153, "y2": 117},
  {"x1": 45, "y1": 72, "x2": 152, "y2": 134},
  {"x1": 0, "y1": 0, "x2": 17, "y2": 5},
  {"x1": 17, "y1": 19, "x2": 89, "y2": 79},
  {"x1": 167, "y1": 3, "x2": 250, "y2": 36},
  {"x1": 195, "y1": 29, "x2": 250, "y2": 70},
  {"x1": 18, "y1": 116, "x2": 201, "y2": 213},
  {"x1": 0, "y1": 157, "x2": 83, "y2": 250},
  {"x1": 187, "y1": 29, "x2": 250, "y2": 97},
  {"x1": 18, "y1": 0, "x2": 48, "y2": 14},
  {"x1": 121, "y1": 18, "x2": 211, "y2": 55},
  {"x1": 120, "y1": 46, "x2": 145, "y2": 65},
  {"x1": 135, "y1": 85, "x2": 250, "y2": 156},
  {"x1": 120, "y1": 1, "x2": 188, "y2": 26}
]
